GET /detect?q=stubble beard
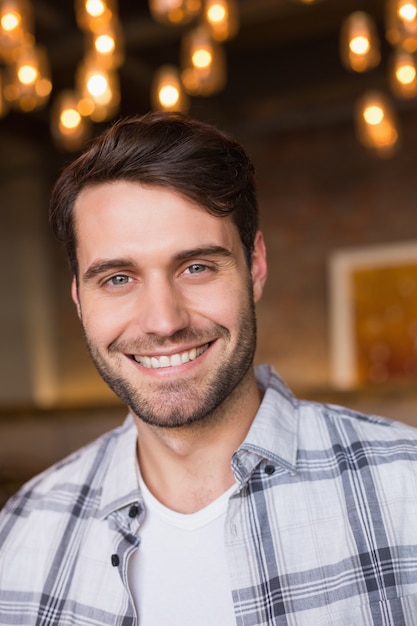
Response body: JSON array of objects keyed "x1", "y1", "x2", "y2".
[{"x1": 82, "y1": 293, "x2": 257, "y2": 430}]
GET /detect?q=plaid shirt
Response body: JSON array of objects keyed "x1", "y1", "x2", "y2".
[{"x1": 1, "y1": 365, "x2": 417, "y2": 625}]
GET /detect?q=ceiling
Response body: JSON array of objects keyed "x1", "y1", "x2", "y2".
[{"x1": 1, "y1": 0, "x2": 389, "y2": 146}]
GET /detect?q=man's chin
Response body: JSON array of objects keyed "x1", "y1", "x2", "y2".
[{"x1": 131, "y1": 405, "x2": 211, "y2": 430}]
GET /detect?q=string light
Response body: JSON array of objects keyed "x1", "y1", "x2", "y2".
[
  {"x1": 85, "y1": 19, "x2": 124, "y2": 69},
  {"x1": 75, "y1": 0, "x2": 116, "y2": 33},
  {"x1": 337, "y1": 3, "x2": 417, "y2": 155},
  {"x1": 76, "y1": 55, "x2": 120, "y2": 121},
  {"x1": 355, "y1": 91, "x2": 400, "y2": 158},
  {"x1": 389, "y1": 47, "x2": 417, "y2": 97},
  {"x1": 340, "y1": 11, "x2": 380, "y2": 73},
  {"x1": 4, "y1": 43, "x2": 52, "y2": 112},
  {"x1": 386, "y1": 0, "x2": 417, "y2": 52},
  {"x1": 0, "y1": 0, "x2": 33, "y2": 62},
  {"x1": 204, "y1": 0, "x2": 239, "y2": 42},
  {"x1": 1, "y1": 0, "x2": 240, "y2": 150},
  {"x1": 151, "y1": 64, "x2": 189, "y2": 111},
  {"x1": 50, "y1": 90, "x2": 92, "y2": 151},
  {"x1": 181, "y1": 25, "x2": 226, "y2": 96}
]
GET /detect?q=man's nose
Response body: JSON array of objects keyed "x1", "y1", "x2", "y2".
[{"x1": 138, "y1": 277, "x2": 190, "y2": 337}]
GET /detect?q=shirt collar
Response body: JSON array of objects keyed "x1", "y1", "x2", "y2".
[
  {"x1": 232, "y1": 364, "x2": 299, "y2": 483},
  {"x1": 98, "y1": 415, "x2": 142, "y2": 519}
]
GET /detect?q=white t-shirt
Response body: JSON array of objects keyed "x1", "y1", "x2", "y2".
[{"x1": 128, "y1": 472, "x2": 237, "y2": 625}]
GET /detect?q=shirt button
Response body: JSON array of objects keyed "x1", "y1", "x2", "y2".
[
  {"x1": 264, "y1": 464, "x2": 275, "y2": 475},
  {"x1": 129, "y1": 504, "x2": 139, "y2": 518},
  {"x1": 111, "y1": 554, "x2": 120, "y2": 567}
]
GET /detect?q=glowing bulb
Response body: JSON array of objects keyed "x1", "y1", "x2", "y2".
[
  {"x1": 87, "y1": 72, "x2": 107, "y2": 96},
  {"x1": 364, "y1": 105, "x2": 384, "y2": 125},
  {"x1": 349, "y1": 35, "x2": 370, "y2": 55},
  {"x1": 398, "y1": 2, "x2": 417, "y2": 22},
  {"x1": 355, "y1": 91, "x2": 399, "y2": 155},
  {"x1": 86, "y1": 0, "x2": 106, "y2": 18},
  {"x1": 95, "y1": 33, "x2": 115, "y2": 54},
  {"x1": 1, "y1": 11, "x2": 20, "y2": 31},
  {"x1": 207, "y1": 3, "x2": 226, "y2": 23},
  {"x1": 192, "y1": 48, "x2": 212, "y2": 68},
  {"x1": 60, "y1": 108, "x2": 81, "y2": 130},
  {"x1": 159, "y1": 84, "x2": 180, "y2": 107},
  {"x1": 152, "y1": 65, "x2": 188, "y2": 112},
  {"x1": 340, "y1": 12, "x2": 380, "y2": 72},
  {"x1": 18, "y1": 64, "x2": 38, "y2": 85},
  {"x1": 396, "y1": 63, "x2": 416, "y2": 83}
]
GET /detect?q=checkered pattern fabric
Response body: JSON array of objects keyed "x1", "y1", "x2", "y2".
[{"x1": 1, "y1": 365, "x2": 417, "y2": 625}]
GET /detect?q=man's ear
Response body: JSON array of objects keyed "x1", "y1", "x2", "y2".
[
  {"x1": 71, "y1": 277, "x2": 82, "y2": 319},
  {"x1": 251, "y1": 231, "x2": 268, "y2": 303}
]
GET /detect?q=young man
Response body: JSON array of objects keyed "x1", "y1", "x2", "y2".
[{"x1": 1, "y1": 112, "x2": 417, "y2": 626}]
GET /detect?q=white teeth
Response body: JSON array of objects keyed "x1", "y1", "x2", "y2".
[
  {"x1": 142, "y1": 356, "x2": 151, "y2": 368},
  {"x1": 151, "y1": 357, "x2": 160, "y2": 369},
  {"x1": 171, "y1": 353, "x2": 182, "y2": 366},
  {"x1": 133, "y1": 343, "x2": 209, "y2": 369}
]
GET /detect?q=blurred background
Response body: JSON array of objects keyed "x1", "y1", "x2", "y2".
[{"x1": 1, "y1": 0, "x2": 417, "y2": 504}]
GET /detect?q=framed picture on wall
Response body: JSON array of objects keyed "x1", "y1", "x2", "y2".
[{"x1": 329, "y1": 241, "x2": 417, "y2": 389}]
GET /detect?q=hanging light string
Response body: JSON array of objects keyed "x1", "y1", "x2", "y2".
[
  {"x1": 150, "y1": 0, "x2": 239, "y2": 113},
  {"x1": 51, "y1": 0, "x2": 124, "y2": 150},
  {"x1": 0, "y1": 0, "x2": 241, "y2": 150},
  {"x1": 0, "y1": 0, "x2": 52, "y2": 116},
  {"x1": 340, "y1": 0, "x2": 417, "y2": 156}
]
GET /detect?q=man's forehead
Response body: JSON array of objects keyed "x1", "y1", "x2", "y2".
[
  {"x1": 73, "y1": 181, "x2": 237, "y2": 232},
  {"x1": 73, "y1": 181, "x2": 242, "y2": 262}
]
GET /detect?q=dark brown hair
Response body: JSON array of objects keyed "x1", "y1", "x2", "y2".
[{"x1": 49, "y1": 111, "x2": 258, "y2": 277}]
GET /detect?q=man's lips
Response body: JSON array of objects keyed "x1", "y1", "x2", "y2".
[{"x1": 131, "y1": 343, "x2": 211, "y2": 369}]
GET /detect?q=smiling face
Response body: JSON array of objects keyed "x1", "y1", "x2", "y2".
[{"x1": 72, "y1": 181, "x2": 267, "y2": 429}]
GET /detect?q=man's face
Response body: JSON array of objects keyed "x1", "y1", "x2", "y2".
[{"x1": 72, "y1": 181, "x2": 267, "y2": 429}]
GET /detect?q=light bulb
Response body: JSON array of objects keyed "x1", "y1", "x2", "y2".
[
  {"x1": 61, "y1": 107, "x2": 82, "y2": 130},
  {"x1": 204, "y1": 0, "x2": 239, "y2": 41},
  {"x1": 349, "y1": 35, "x2": 370, "y2": 55},
  {"x1": 340, "y1": 11, "x2": 380, "y2": 72},
  {"x1": 355, "y1": 91, "x2": 400, "y2": 157},
  {"x1": 386, "y1": 0, "x2": 417, "y2": 51},
  {"x1": 87, "y1": 72, "x2": 107, "y2": 97},
  {"x1": 192, "y1": 48, "x2": 212, "y2": 68},
  {"x1": 363, "y1": 105, "x2": 384, "y2": 125},
  {"x1": 95, "y1": 33, "x2": 115, "y2": 54},
  {"x1": 397, "y1": 62, "x2": 416, "y2": 83},
  {"x1": 1, "y1": 11, "x2": 20, "y2": 31},
  {"x1": 207, "y1": 3, "x2": 226, "y2": 23},
  {"x1": 398, "y1": 1, "x2": 417, "y2": 22},
  {"x1": 159, "y1": 84, "x2": 179, "y2": 107},
  {"x1": 51, "y1": 90, "x2": 92, "y2": 151},
  {"x1": 151, "y1": 65, "x2": 188, "y2": 112},
  {"x1": 86, "y1": 0, "x2": 106, "y2": 18},
  {"x1": 17, "y1": 63, "x2": 37, "y2": 84},
  {"x1": 389, "y1": 47, "x2": 417, "y2": 97}
]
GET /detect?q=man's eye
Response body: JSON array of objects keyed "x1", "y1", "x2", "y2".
[
  {"x1": 185, "y1": 263, "x2": 208, "y2": 274},
  {"x1": 107, "y1": 275, "x2": 131, "y2": 286}
]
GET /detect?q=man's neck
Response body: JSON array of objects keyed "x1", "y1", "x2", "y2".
[{"x1": 134, "y1": 371, "x2": 262, "y2": 514}]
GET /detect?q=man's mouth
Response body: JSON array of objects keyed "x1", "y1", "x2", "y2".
[{"x1": 132, "y1": 343, "x2": 210, "y2": 369}]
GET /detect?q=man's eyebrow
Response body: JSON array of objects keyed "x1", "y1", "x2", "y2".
[
  {"x1": 82, "y1": 259, "x2": 136, "y2": 282},
  {"x1": 174, "y1": 246, "x2": 234, "y2": 262}
]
